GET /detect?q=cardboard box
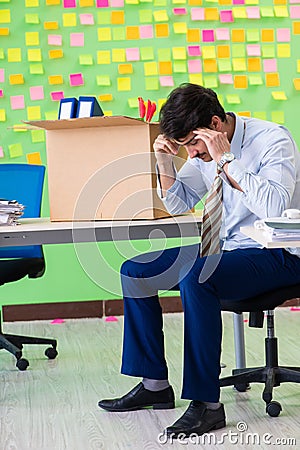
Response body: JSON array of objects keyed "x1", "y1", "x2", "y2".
[{"x1": 27, "y1": 116, "x2": 186, "y2": 221}]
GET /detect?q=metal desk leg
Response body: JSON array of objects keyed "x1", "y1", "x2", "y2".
[{"x1": 233, "y1": 312, "x2": 246, "y2": 369}]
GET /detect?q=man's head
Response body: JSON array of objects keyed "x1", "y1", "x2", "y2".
[{"x1": 159, "y1": 83, "x2": 226, "y2": 141}]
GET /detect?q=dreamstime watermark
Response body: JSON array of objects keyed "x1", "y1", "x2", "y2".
[{"x1": 157, "y1": 421, "x2": 297, "y2": 446}]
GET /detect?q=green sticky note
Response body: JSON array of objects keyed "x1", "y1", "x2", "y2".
[
  {"x1": 260, "y1": 7, "x2": 274, "y2": 17},
  {"x1": 246, "y1": 29, "x2": 260, "y2": 42},
  {"x1": 173, "y1": 61, "x2": 187, "y2": 73},
  {"x1": 45, "y1": 111, "x2": 58, "y2": 120},
  {"x1": 218, "y1": 60, "x2": 232, "y2": 72},
  {"x1": 231, "y1": 44, "x2": 246, "y2": 58},
  {"x1": 97, "y1": 11, "x2": 110, "y2": 25},
  {"x1": 154, "y1": 0, "x2": 167, "y2": 5},
  {"x1": 96, "y1": 75, "x2": 111, "y2": 86},
  {"x1": 253, "y1": 111, "x2": 267, "y2": 120},
  {"x1": 79, "y1": 54, "x2": 93, "y2": 65},
  {"x1": 271, "y1": 111, "x2": 285, "y2": 124},
  {"x1": 31, "y1": 129, "x2": 45, "y2": 143},
  {"x1": 157, "y1": 48, "x2": 171, "y2": 61},
  {"x1": 139, "y1": 10, "x2": 153, "y2": 23},
  {"x1": 145, "y1": 76, "x2": 159, "y2": 90},
  {"x1": 262, "y1": 45, "x2": 275, "y2": 58},
  {"x1": 112, "y1": 27, "x2": 126, "y2": 41},
  {"x1": 128, "y1": 97, "x2": 138, "y2": 108},
  {"x1": 9, "y1": 143, "x2": 23, "y2": 158},
  {"x1": 29, "y1": 63, "x2": 44, "y2": 74},
  {"x1": 203, "y1": 76, "x2": 218, "y2": 89},
  {"x1": 249, "y1": 75, "x2": 263, "y2": 85},
  {"x1": 226, "y1": 95, "x2": 241, "y2": 105},
  {"x1": 140, "y1": 47, "x2": 154, "y2": 60},
  {"x1": 25, "y1": 14, "x2": 39, "y2": 24}
]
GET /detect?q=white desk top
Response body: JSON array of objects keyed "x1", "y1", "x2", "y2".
[{"x1": 241, "y1": 226, "x2": 300, "y2": 249}]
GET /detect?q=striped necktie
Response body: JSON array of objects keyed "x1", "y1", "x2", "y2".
[{"x1": 200, "y1": 167, "x2": 223, "y2": 257}]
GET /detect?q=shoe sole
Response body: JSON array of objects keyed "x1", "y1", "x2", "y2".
[
  {"x1": 99, "y1": 401, "x2": 175, "y2": 412},
  {"x1": 166, "y1": 419, "x2": 226, "y2": 438}
]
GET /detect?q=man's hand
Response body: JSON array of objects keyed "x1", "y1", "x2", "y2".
[
  {"x1": 153, "y1": 134, "x2": 180, "y2": 161},
  {"x1": 193, "y1": 128, "x2": 230, "y2": 163}
]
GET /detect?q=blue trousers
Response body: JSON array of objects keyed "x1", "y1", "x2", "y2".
[{"x1": 120, "y1": 245, "x2": 300, "y2": 402}]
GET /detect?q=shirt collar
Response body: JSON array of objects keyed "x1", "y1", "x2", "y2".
[{"x1": 227, "y1": 112, "x2": 244, "y2": 159}]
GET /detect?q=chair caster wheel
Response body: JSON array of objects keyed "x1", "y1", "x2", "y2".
[
  {"x1": 16, "y1": 358, "x2": 29, "y2": 371},
  {"x1": 266, "y1": 401, "x2": 282, "y2": 417},
  {"x1": 234, "y1": 383, "x2": 250, "y2": 392},
  {"x1": 45, "y1": 347, "x2": 58, "y2": 360}
]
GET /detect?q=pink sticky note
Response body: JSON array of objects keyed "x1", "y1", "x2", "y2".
[
  {"x1": 0, "y1": 146, "x2": 4, "y2": 158},
  {"x1": 51, "y1": 91, "x2": 64, "y2": 101},
  {"x1": 79, "y1": 14, "x2": 94, "y2": 25},
  {"x1": 126, "y1": 48, "x2": 140, "y2": 61},
  {"x1": 140, "y1": 25, "x2": 153, "y2": 39},
  {"x1": 191, "y1": 8, "x2": 205, "y2": 21},
  {"x1": 69, "y1": 73, "x2": 84, "y2": 86},
  {"x1": 277, "y1": 28, "x2": 290, "y2": 42},
  {"x1": 51, "y1": 318, "x2": 66, "y2": 324},
  {"x1": 202, "y1": 30, "x2": 214, "y2": 42},
  {"x1": 233, "y1": 0, "x2": 245, "y2": 4},
  {"x1": 96, "y1": 0, "x2": 109, "y2": 6},
  {"x1": 159, "y1": 76, "x2": 174, "y2": 87},
  {"x1": 216, "y1": 28, "x2": 230, "y2": 41},
  {"x1": 10, "y1": 95, "x2": 25, "y2": 110},
  {"x1": 246, "y1": 44, "x2": 261, "y2": 56},
  {"x1": 188, "y1": 59, "x2": 202, "y2": 73},
  {"x1": 63, "y1": 0, "x2": 76, "y2": 7},
  {"x1": 263, "y1": 59, "x2": 277, "y2": 72},
  {"x1": 110, "y1": 0, "x2": 124, "y2": 6},
  {"x1": 0, "y1": 89, "x2": 3, "y2": 97},
  {"x1": 105, "y1": 316, "x2": 118, "y2": 322},
  {"x1": 187, "y1": 45, "x2": 201, "y2": 57},
  {"x1": 219, "y1": 74, "x2": 233, "y2": 84},
  {"x1": 0, "y1": 68, "x2": 5, "y2": 83},
  {"x1": 290, "y1": 6, "x2": 300, "y2": 19},
  {"x1": 70, "y1": 33, "x2": 84, "y2": 47},
  {"x1": 48, "y1": 35, "x2": 62, "y2": 46},
  {"x1": 246, "y1": 7, "x2": 260, "y2": 19},
  {"x1": 220, "y1": 10, "x2": 234, "y2": 23},
  {"x1": 173, "y1": 8, "x2": 187, "y2": 15},
  {"x1": 30, "y1": 86, "x2": 44, "y2": 101}
]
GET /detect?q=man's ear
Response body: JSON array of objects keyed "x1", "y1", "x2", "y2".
[{"x1": 210, "y1": 115, "x2": 222, "y2": 131}]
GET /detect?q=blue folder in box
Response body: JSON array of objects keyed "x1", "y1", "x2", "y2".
[
  {"x1": 58, "y1": 98, "x2": 78, "y2": 119},
  {"x1": 76, "y1": 96, "x2": 104, "y2": 118}
]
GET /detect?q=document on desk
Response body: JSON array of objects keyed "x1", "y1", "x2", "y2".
[
  {"x1": 0, "y1": 199, "x2": 25, "y2": 226},
  {"x1": 254, "y1": 217, "x2": 300, "y2": 241}
]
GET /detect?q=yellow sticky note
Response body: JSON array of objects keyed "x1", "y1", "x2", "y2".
[
  {"x1": 234, "y1": 75, "x2": 248, "y2": 89},
  {"x1": 172, "y1": 47, "x2": 186, "y2": 60},
  {"x1": 271, "y1": 91, "x2": 287, "y2": 100},
  {"x1": 8, "y1": 48, "x2": 22, "y2": 62},
  {"x1": 232, "y1": 58, "x2": 247, "y2": 71},
  {"x1": 97, "y1": 50, "x2": 111, "y2": 64},
  {"x1": 9, "y1": 74, "x2": 24, "y2": 85},
  {"x1": 0, "y1": 9, "x2": 11, "y2": 23},
  {"x1": 203, "y1": 59, "x2": 217, "y2": 72},
  {"x1": 27, "y1": 49, "x2": 42, "y2": 62},
  {"x1": 111, "y1": 11, "x2": 125, "y2": 25},
  {"x1": 26, "y1": 0, "x2": 39, "y2": 5},
  {"x1": 98, "y1": 27, "x2": 111, "y2": 41},
  {"x1": 27, "y1": 106, "x2": 41, "y2": 121},
  {"x1": 237, "y1": 111, "x2": 251, "y2": 118},
  {"x1": 44, "y1": 21, "x2": 59, "y2": 30},
  {"x1": 25, "y1": 32, "x2": 39, "y2": 46},
  {"x1": 189, "y1": 74, "x2": 203, "y2": 85},
  {"x1": 266, "y1": 73, "x2": 280, "y2": 87},
  {"x1": 293, "y1": 79, "x2": 300, "y2": 90},
  {"x1": 117, "y1": 77, "x2": 131, "y2": 91},
  {"x1": 49, "y1": 49, "x2": 64, "y2": 59},
  {"x1": 247, "y1": 58, "x2": 261, "y2": 72},
  {"x1": 153, "y1": 10, "x2": 169, "y2": 22},
  {"x1": 145, "y1": 77, "x2": 159, "y2": 90},
  {"x1": 274, "y1": 6, "x2": 288, "y2": 17},
  {"x1": 277, "y1": 44, "x2": 290, "y2": 58},
  {"x1": 261, "y1": 29, "x2": 274, "y2": 42},
  {"x1": 27, "y1": 152, "x2": 42, "y2": 165},
  {"x1": 46, "y1": 0, "x2": 60, "y2": 4},
  {"x1": 98, "y1": 94, "x2": 113, "y2": 102},
  {"x1": 48, "y1": 75, "x2": 63, "y2": 85},
  {"x1": 226, "y1": 94, "x2": 241, "y2": 104},
  {"x1": 63, "y1": 13, "x2": 77, "y2": 27},
  {"x1": 202, "y1": 46, "x2": 216, "y2": 59},
  {"x1": 159, "y1": 61, "x2": 172, "y2": 74},
  {"x1": 231, "y1": 29, "x2": 245, "y2": 43},
  {"x1": 187, "y1": 29, "x2": 200, "y2": 42},
  {"x1": 217, "y1": 45, "x2": 230, "y2": 59},
  {"x1": 205, "y1": 8, "x2": 219, "y2": 21},
  {"x1": 112, "y1": 49, "x2": 126, "y2": 62},
  {"x1": 126, "y1": 26, "x2": 139, "y2": 40},
  {"x1": 0, "y1": 109, "x2": 6, "y2": 122},
  {"x1": 271, "y1": 111, "x2": 284, "y2": 124},
  {"x1": 144, "y1": 61, "x2": 158, "y2": 76},
  {"x1": 155, "y1": 24, "x2": 169, "y2": 37},
  {"x1": 297, "y1": 60, "x2": 300, "y2": 72},
  {"x1": 118, "y1": 64, "x2": 133, "y2": 74},
  {"x1": 232, "y1": 7, "x2": 247, "y2": 19},
  {"x1": 173, "y1": 22, "x2": 187, "y2": 34},
  {"x1": 79, "y1": 0, "x2": 94, "y2": 5}
]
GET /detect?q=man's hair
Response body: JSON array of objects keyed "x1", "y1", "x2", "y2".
[{"x1": 159, "y1": 83, "x2": 226, "y2": 140}]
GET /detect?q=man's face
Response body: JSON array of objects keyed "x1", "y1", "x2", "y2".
[{"x1": 173, "y1": 130, "x2": 213, "y2": 162}]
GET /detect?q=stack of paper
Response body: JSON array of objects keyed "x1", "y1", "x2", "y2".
[
  {"x1": 0, "y1": 199, "x2": 25, "y2": 226},
  {"x1": 254, "y1": 217, "x2": 300, "y2": 241}
]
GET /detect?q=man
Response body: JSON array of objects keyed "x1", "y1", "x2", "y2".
[{"x1": 98, "y1": 84, "x2": 300, "y2": 438}]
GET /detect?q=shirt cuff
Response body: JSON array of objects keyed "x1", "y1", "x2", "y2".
[
  {"x1": 155, "y1": 162, "x2": 177, "y2": 199},
  {"x1": 226, "y1": 159, "x2": 247, "y2": 185}
]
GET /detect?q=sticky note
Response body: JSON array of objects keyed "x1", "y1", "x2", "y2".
[
  {"x1": 140, "y1": 25, "x2": 153, "y2": 39},
  {"x1": 9, "y1": 143, "x2": 23, "y2": 159},
  {"x1": 294, "y1": 78, "x2": 300, "y2": 90},
  {"x1": 202, "y1": 29, "x2": 214, "y2": 42},
  {"x1": 277, "y1": 28, "x2": 290, "y2": 42},
  {"x1": 253, "y1": 111, "x2": 267, "y2": 120},
  {"x1": 266, "y1": 73, "x2": 280, "y2": 87},
  {"x1": 0, "y1": 9, "x2": 11, "y2": 23},
  {"x1": 49, "y1": 49, "x2": 64, "y2": 59},
  {"x1": 202, "y1": 46, "x2": 216, "y2": 59},
  {"x1": 112, "y1": 49, "x2": 126, "y2": 62},
  {"x1": 216, "y1": 28, "x2": 230, "y2": 41},
  {"x1": 159, "y1": 61, "x2": 172, "y2": 74},
  {"x1": 271, "y1": 111, "x2": 284, "y2": 124},
  {"x1": 218, "y1": 59, "x2": 232, "y2": 72},
  {"x1": 159, "y1": 76, "x2": 174, "y2": 87},
  {"x1": 219, "y1": 74, "x2": 233, "y2": 84},
  {"x1": 27, "y1": 106, "x2": 41, "y2": 120},
  {"x1": 139, "y1": 9, "x2": 153, "y2": 23},
  {"x1": 0, "y1": 109, "x2": 6, "y2": 121},
  {"x1": 261, "y1": 29, "x2": 274, "y2": 42},
  {"x1": 234, "y1": 75, "x2": 248, "y2": 88},
  {"x1": 155, "y1": 24, "x2": 169, "y2": 37},
  {"x1": 30, "y1": 131, "x2": 45, "y2": 144},
  {"x1": 188, "y1": 45, "x2": 201, "y2": 56},
  {"x1": 203, "y1": 59, "x2": 217, "y2": 72},
  {"x1": 9, "y1": 74, "x2": 24, "y2": 85},
  {"x1": 203, "y1": 76, "x2": 218, "y2": 89},
  {"x1": 44, "y1": 22, "x2": 59, "y2": 30},
  {"x1": 189, "y1": 74, "x2": 203, "y2": 86},
  {"x1": 98, "y1": 27, "x2": 111, "y2": 41},
  {"x1": 191, "y1": 8, "x2": 205, "y2": 21},
  {"x1": 0, "y1": 90, "x2": 3, "y2": 98},
  {"x1": 27, "y1": 49, "x2": 42, "y2": 61},
  {"x1": 97, "y1": 50, "x2": 110, "y2": 64},
  {"x1": 246, "y1": 44, "x2": 261, "y2": 56},
  {"x1": 63, "y1": 13, "x2": 77, "y2": 27},
  {"x1": 217, "y1": 45, "x2": 230, "y2": 58},
  {"x1": 79, "y1": 54, "x2": 93, "y2": 65},
  {"x1": 144, "y1": 61, "x2": 158, "y2": 76},
  {"x1": 111, "y1": 11, "x2": 124, "y2": 24},
  {"x1": 96, "y1": 75, "x2": 111, "y2": 86},
  {"x1": 25, "y1": 32, "x2": 39, "y2": 46},
  {"x1": 70, "y1": 33, "x2": 84, "y2": 47},
  {"x1": 232, "y1": 58, "x2": 247, "y2": 71},
  {"x1": 98, "y1": 94, "x2": 113, "y2": 102},
  {"x1": 30, "y1": 64, "x2": 44, "y2": 74},
  {"x1": 48, "y1": 75, "x2": 64, "y2": 84},
  {"x1": 157, "y1": 48, "x2": 171, "y2": 61},
  {"x1": 173, "y1": 8, "x2": 187, "y2": 15},
  {"x1": 248, "y1": 75, "x2": 263, "y2": 85},
  {"x1": 97, "y1": 11, "x2": 111, "y2": 25},
  {"x1": 30, "y1": 86, "x2": 44, "y2": 100},
  {"x1": 274, "y1": 6, "x2": 289, "y2": 18},
  {"x1": 117, "y1": 77, "x2": 131, "y2": 91},
  {"x1": 126, "y1": 26, "x2": 140, "y2": 40},
  {"x1": 118, "y1": 63, "x2": 133, "y2": 74},
  {"x1": 260, "y1": 7, "x2": 274, "y2": 17},
  {"x1": 187, "y1": 28, "x2": 200, "y2": 42},
  {"x1": 205, "y1": 8, "x2": 219, "y2": 21},
  {"x1": 172, "y1": 47, "x2": 186, "y2": 60},
  {"x1": 64, "y1": 0, "x2": 76, "y2": 7},
  {"x1": 226, "y1": 94, "x2": 241, "y2": 104},
  {"x1": 45, "y1": 111, "x2": 58, "y2": 120},
  {"x1": 246, "y1": 6, "x2": 260, "y2": 19},
  {"x1": 69, "y1": 73, "x2": 84, "y2": 86},
  {"x1": 153, "y1": 10, "x2": 169, "y2": 21},
  {"x1": 126, "y1": 48, "x2": 140, "y2": 61},
  {"x1": 79, "y1": 14, "x2": 95, "y2": 25},
  {"x1": 231, "y1": 29, "x2": 245, "y2": 42},
  {"x1": 112, "y1": 27, "x2": 126, "y2": 41},
  {"x1": 96, "y1": 0, "x2": 109, "y2": 6},
  {"x1": 51, "y1": 91, "x2": 65, "y2": 101},
  {"x1": 262, "y1": 45, "x2": 275, "y2": 58},
  {"x1": 277, "y1": 44, "x2": 290, "y2": 58},
  {"x1": 247, "y1": 58, "x2": 261, "y2": 72},
  {"x1": 293, "y1": 22, "x2": 300, "y2": 35},
  {"x1": 27, "y1": 152, "x2": 42, "y2": 165},
  {"x1": 271, "y1": 91, "x2": 287, "y2": 100},
  {"x1": 173, "y1": 61, "x2": 187, "y2": 73},
  {"x1": 188, "y1": 59, "x2": 202, "y2": 73},
  {"x1": 0, "y1": 146, "x2": 4, "y2": 158},
  {"x1": 26, "y1": 0, "x2": 39, "y2": 5},
  {"x1": 263, "y1": 59, "x2": 277, "y2": 73},
  {"x1": 105, "y1": 316, "x2": 118, "y2": 322},
  {"x1": 173, "y1": 22, "x2": 187, "y2": 34},
  {"x1": 220, "y1": 10, "x2": 233, "y2": 23},
  {"x1": 145, "y1": 77, "x2": 159, "y2": 90},
  {"x1": 137, "y1": 48, "x2": 153, "y2": 62},
  {"x1": 8, "y1": 48, "x2": 22, "y2": 62},
  {"x1": 232, "y1": 7, "x2": 247, "y2": 19},
  {"x1": 246, "y1": 29, "x2": 260, "y2": 42},
  {"x1": 0, "y1": 28, "x2": 9, "y2": 36},
  {"x1": 48, "y1": 35, "x2": 62, "y2": 46}
]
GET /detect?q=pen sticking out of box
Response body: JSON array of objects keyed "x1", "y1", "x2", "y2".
[{"x1": 138, "y1": 97, "x2": 156, "y2": 122}]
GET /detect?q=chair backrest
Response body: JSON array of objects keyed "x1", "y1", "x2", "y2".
[{"x1": 0, "y1": 163, "x2": 45, "y2": 259}]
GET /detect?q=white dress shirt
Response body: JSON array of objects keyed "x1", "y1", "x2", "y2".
[{"x1": 159, "y1": 113, "x2": 300, "y2": 257}]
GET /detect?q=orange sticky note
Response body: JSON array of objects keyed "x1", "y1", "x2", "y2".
[
  {"x1": 27, "y1": 152, "x2": 42, "y2": 165},
  {"x1": 118, "y1": 63, "x2": 133, "y2": 74},
  {"x1": 231, "y1": 29, "x2": 245, "y2": 42},
  {"x1": 48, "y1": 75, "x2": 63, "y2": 84},
  {"x1": 187, "y1": 28, "x2": 200, "y2": 42},
  {"x1": 9, "y1": 74, "x2": 24, "y2": 85},
  {"x1": 159, "y1": 61, "x2": 172, "y2": 74},
  {"x1": 203, "y1": 59, "x2": 218, "y2": 72},
  {"x1": 247, "y1": 57, "x2": 261, "y2": 72},
  {"x1": 44, "y1": 21, "x2": 59, "y2": 30},
  {"x1": 49, "y1": 49, "x2": 63, "y2": 59},
  {"x1": 261, "y1": 29, "x2": 274, "y2": 42},
  {"x1": 155, "y1": 24, "x2": 169, "y2": 38},
  {"x1": 293, "y1": 22, "x2": 300, "y2": 35},
  {"x1": 266, "y1": 73, "x2": 280, "y2": 87},
  {"x1": 0, "y1": 28, "x2": 9, "y2": 36},
  {"x1": 293, "y1": 78, "x2": 300, "y2": 90},
  {"x1": 46, "y1": 0, "x2": 60, "y2": 4},
  {"x1": 98, "y1": 94, "x2": 113, "y2": 102},
  {"x1": 126, "y1": 26, "x2": 139, "y2": 40},
  {"x1": 111, "y1": 11, "x2": 124, "y2": 25},
  {"x1": 234, "y1": 75, "x2": 248, "y2": 89},
  {"x1": 217, "y1": 45, "x2": 230, "y2": 58},
  {"x1": 205, "y1": 8, "x2": 219, "y2": 21}
]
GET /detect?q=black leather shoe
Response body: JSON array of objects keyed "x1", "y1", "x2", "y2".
[
  {"x1": 98, "y1": 382, "x2": 175, "y2": 412},
  {"x1": 166, "y1": 401, "x2": 226, "y2": 438}
]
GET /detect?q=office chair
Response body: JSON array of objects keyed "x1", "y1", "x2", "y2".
[
  {"x1": 0, "y1": 163, "x2": 58, "y2": 371},
  {"x1": 220, "y1": 284, "x2": 300, "y2": 417}
]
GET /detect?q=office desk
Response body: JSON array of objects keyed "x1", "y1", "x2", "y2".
[{"x1": 241, "y1": 225, "x2": 300, "y2": 248}]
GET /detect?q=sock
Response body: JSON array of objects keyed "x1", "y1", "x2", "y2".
[
  {"x1": 193, "y1": 400, "x2": 221, "y2": 410},
  {"x1": 142, "y1": 378, "x2": 170, "y2": 392}
]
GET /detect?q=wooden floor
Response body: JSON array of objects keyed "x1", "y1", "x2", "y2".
[{"x1": 0, "y1": 308, "x2": 299, "y2": 450}]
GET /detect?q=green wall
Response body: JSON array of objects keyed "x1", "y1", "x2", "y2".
[{"x1": 0, "y1": 0, "x2": 300, "y2": 306}]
